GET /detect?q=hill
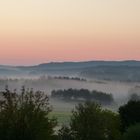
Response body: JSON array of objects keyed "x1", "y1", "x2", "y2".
[{"x1": 0, "y1": 60, "x2": 140, "y2": 82}]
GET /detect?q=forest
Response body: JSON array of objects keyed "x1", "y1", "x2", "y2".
[{"x1": 51, "y1": 89, "x2": 113, "y2": 105}]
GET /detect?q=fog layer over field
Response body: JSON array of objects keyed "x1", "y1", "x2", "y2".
[
  {"x1": 0, "y1": 61, "x2": 140, "y2": 111},
  {"x1": 0, "y1": 76, "x2": 139, "y2": 112}
]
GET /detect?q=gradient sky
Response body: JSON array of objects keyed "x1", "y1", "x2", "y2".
[{"x1": 0, "y1": 0, "x2": 140, "y2": 65}]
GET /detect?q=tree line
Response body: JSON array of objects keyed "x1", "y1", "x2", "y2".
[
  {"x1": 52, "y1": 89, "x2": 114, "y2": 105},
  {"x1": 50, "y1": 76, "x2": 87, "y2": 82},
  {"x1": 0, "y1": 87, "x2": 140, "y2": 140}
]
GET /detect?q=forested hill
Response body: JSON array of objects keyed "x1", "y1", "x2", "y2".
[
  {"x1": 0, "y1": 60, "x2": 140, "y2": 82},
  {"x1": 19, "y1": 60, "x2": 140, "y2": 69}
]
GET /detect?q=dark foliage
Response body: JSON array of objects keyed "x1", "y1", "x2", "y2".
[
  {"x1": 52, "y1": 89, "x2": 114, "y2": 105},
  {"x1": 119, "y1": 100, "x2": 140, "y2": 132},
  {"x1": 53, "y1": 76, "x2": 87, "y2": 82},
  {"x1": 0, "y1": 86, "x2": 57, "y2": 140},
  {"x1": 123, "y1": 123, "x2": 140, "y2": 140},
  {"x1": 129, "y1": 93, "x2": 140, "y2": 101},
  {"x1": 70, "y1": 102, "x2": 121, "y2": 140}
]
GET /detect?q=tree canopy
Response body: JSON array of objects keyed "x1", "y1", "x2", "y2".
[
  {"x1": 0, "y1": 86, "x2": 57, "y2": 140},
  {"x1": 69, "y1": 102, "x2": 121, "y2": 140},
  {"x1": 52, "y1": 89, "x2": 113, "y2": 105},
  {"x1": 119, "y1": 100, "x2": 140, "y2": 132}
]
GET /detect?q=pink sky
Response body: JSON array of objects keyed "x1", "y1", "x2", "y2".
[{"x1": 0, "y1": 0, "x2": 140, "y2": 65}]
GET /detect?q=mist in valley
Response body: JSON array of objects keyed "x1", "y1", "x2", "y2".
[
  {"x1": 0, "y1": 61, "x2": 140, "y2": 113},
  {"x1": 0, "y1": 75, "x2": 139, "y2": 112}
]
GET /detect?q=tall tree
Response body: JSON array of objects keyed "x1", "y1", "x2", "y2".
[
  {"x1": 119, "y1": 100, "x2": 140, "y2": 132},
  {"x1": 70, "y1": 102, "x2": 121, "y2": 140},
  {"x1": 0, "y1": 87, "x2": 57, "y2": 140}
]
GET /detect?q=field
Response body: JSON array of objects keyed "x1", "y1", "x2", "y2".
[{"x1": 49, "y1": 111, "x2": 72, "y2": 126}]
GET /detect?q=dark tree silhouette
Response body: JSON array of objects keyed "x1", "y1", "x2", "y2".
[
  {"x1": 119, "y1": 100, "x2": 140, "y2": 132},
  {"x1": 0, "y1": 86, "x2": 57, "y2": 140},
  {"x1": 52, "y1": 89, "x2": 113, "y2": 105}
]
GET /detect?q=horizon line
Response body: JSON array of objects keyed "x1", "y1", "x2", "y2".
[{"x1": 0, "y1": 59, "x2": 140, "y2": 67}]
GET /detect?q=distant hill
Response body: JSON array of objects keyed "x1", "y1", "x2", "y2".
[
  {"x1": 24, "y1": 60, "x2": 140, "y2": 68},
  {"x1": 0, "y1": 60, "x2": 140, "y2": 81},
  {"x1": 81, "y1": 65, "x2": 140, "y2": 82}
]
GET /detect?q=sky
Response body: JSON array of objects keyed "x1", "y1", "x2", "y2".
[{"x1": 0, "y1": 0, "x2": 140, "y2": 65}]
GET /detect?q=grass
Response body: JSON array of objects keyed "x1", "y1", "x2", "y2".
[{"x1": 49, "y1": 111, "x2": 72, "y2": 125}]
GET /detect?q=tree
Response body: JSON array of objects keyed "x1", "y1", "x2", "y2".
[
  {"x1": 70, "y1": 102, "x2": 121, "y2": 140},
  {"x1": 119, "y1": 100, "x2": 140, "y2": 132},
  {"x1": 0, "y1": 86, "x2": 57, "y2": 140},
  {"x1": 102, "y1": 110, "x2": 121, "y2": 140},
  {"x1": 51, "y1": 89, "x2": 114, "y2": 105},
  {"x1": 123, "y1": 123, "x2": 140, "y2": 140},
  {"x1": 129, "y1": 93, "x2": 140, "y2": 101}
]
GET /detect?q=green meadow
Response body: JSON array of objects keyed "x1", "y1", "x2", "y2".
[{"x1": 50, "y1": 111, "x2": 72, "y2": 125}]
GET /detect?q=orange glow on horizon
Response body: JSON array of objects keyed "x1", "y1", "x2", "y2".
[{"x1": 0, "y1": 0, "x2": 140, "y2": 65}]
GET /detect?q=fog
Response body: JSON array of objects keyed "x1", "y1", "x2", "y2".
[{"x1": 0, "y1": 76, "x2": 139, "y2": 112}]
